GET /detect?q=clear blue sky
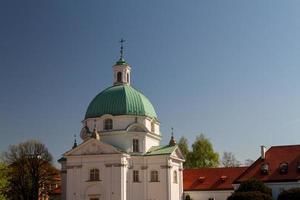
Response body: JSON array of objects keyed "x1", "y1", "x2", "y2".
[{"x1": 1, "y1": 0, "x2": 300, "y2": 165}]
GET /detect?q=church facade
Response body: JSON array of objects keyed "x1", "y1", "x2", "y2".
[{"x1": 59, "y1": 47, "x2": 185, "y2": 200}]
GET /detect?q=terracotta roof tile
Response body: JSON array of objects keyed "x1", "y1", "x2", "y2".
[
  {"x1": 234, "y1": 145, "x2": 300, "y2": 183},
  {"x1": 184, "y1": 167, "x2": 247, "y2": 191}
]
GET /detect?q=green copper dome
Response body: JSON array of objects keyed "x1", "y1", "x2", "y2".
[{"x1": 85, "y1": 84, "x2": 158, "y2": 119}]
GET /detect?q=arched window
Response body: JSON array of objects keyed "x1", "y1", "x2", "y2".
[
  {"x1": 90, "y1": 168, "x2": 99, "y2": 181},
  {"x1": 104, "y1": 119, "x2": 113, "y2": 130},
  {"x1": 173, "y1": 170, "x2": 178, "y2": 183},
  {"x1": 127, "y1": 73, "x2": 129, "y2": 83},
  {"x1": 117, "y1": 72, "x2": 122, "y2": 82},
  {"x1": 150, "y1": 170, "x2": 159, "y2": 182}
]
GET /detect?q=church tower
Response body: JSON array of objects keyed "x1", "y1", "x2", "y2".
[{"x1": 60, "y1": 41, "x2": 184, "y2": 200}]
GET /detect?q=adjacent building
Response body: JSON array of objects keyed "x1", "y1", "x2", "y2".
[
  {"x1": 234, "y1": 145, "x2": 300, "y2": 199},
  {"x1": 183, "y1": 167, "x2": 247, "y2": 200}
]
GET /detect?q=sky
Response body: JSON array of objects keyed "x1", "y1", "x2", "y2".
[{"x1": 1, "y1": 0, "x2": 300, "y2": 165}]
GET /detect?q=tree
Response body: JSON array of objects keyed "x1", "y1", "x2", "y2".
[
  {"x1": 244, "y1": 159, "x2": 254, "y2": 166},
  {"x1": 236, "y1": 179, "x2": 272, "y2": 196},
  {"x1": 277, "y1": 188, "x2": 300, "y2": 200},
  {"x1": 0, "y1": 163, "x2": 9, "y2": 200},
  {"x1": 188, "y1": 134, "x2": 219, "y2": 168},
  {"x1": 222, "y1": 152, "x2": 241, "y2": 167},
  {"x1": 178, "y1": 137, "x2": 191, "y2": 168},
  {"x1": 227, "y1": 179, "x2": 273, "y2": 200},
  {"x1": 3, "y1": 140, "x2": 59, "y2": 200},
  {"x1": 178, "y1": 137, "x2": 189, "y2": 158},
  {"x1": 227, "y1": 191, "x2": 273, "y2": 200}
]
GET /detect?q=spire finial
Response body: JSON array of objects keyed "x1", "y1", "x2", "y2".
[
  {"x1": 169, "y1": 127, "x2": 176, "y2": 146},
  {"x1": 119, "y1": 38, "x2": 126, "y2": 60},
  {"x1": 72, "y1": 134, "x2": 77, "y2": 149}
]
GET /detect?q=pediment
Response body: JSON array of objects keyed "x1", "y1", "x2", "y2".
[
  {"x1": 171, "y1": 147, "x2": 185, "y2": 160},
  {"x1": 127, "y1": 123, "x2": 147, "y2": 132},
  {"x1": 64, "y1": 139, "x2": 122, "y2": 156}
]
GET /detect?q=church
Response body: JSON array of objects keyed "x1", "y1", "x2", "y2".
[{"x1": 59, "y1": 42, "x2": 185, "y2": 200}]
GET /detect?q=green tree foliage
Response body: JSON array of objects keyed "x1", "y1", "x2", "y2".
[
  {"x1": 178, "y1": 137, "x2": 192, "y2": 168},
  {"x1": 188, "y1": 134, "x2": 219, "y2": 168},
  {"x1": 227, "y1": 191, "x2": 273, "y2": 200},
  {"x1": 227, "y1": 179, "x2": 273, "y2": 200},
  {"x1": 277, "y1": 188, "x2": 300, "y2": 200},
  {"x1": 236, "y1": 179, "x2": 272, "y2": 196},
  {"x1": 0, "y1": 163, "x2": 9, "y2": 200},
  {"x1": 222, "y1": 152, "x2": 241, "y2": 167},
  {"x1": 3, "y1": 140, "x2": 59, "y2": 200},
  {"x1": 184, "y1": 194, "x2": 191, "y2": 200},
  {"x1": 178, "y1": 137, "x2": 189, "y2": 158}
]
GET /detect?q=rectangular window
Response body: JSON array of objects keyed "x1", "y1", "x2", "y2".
[
  {"x1": 133, "y1": 139, "x2": 139, "y2": 152},
  {"x1": 150, "y1": 170, "x2": 159, "y2": 182},
  {"x1": 133, "y1": 170, "x2": 139, "y2": 182}
]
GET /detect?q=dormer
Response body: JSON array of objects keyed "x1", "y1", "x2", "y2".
[
  {"x1": 198, "y1": 176, "x2": 205, "y2": 183},
  {"x1": 261, "y1": 163, "x2": 269, "y2": 175},
  {"x1": 220, "y1": 175, "x2": 227, "y2": 182},
  {"x1": 279, "y1": 162, "x2": 288, "y2": 174}
]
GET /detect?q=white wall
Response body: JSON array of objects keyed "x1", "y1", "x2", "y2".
[
  {"x1": 65, "y1": 154, "x2": 128, "y2": 200},
  {"x1": 84, "y1": 115, "x2": 159, "y2": 136},
  {"x1": 266, "y1": 182, "x2": 300, "y2": 199}
]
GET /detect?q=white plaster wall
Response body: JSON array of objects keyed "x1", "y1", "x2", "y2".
[
  {"x1": 65, "y1": 154, "x2": 127, "y2": 200},
  {"x1": 146, "y1": 157, "x2": 168, "y2": 200},
  {"x1": 85, "y1": 116, "x2": 160, "y2": 135},
  {"x1": 170, "y1": 160, "x2": 181, "y2": 200},
  {"x1": 64, "y1": 153, "x2": 183, "y2": 200},
  {"x1": 184, "y1": 190, "x2": 234, "y2": 200},
  {"x1": 265, "y1": 182, "x2": 300, "y2": 199},
  {"x1": 85, "y1": 115, "x2": 136, "y2": 132},
  {"x1": 145, "y1": 135, "x2": 160, "y2": 152}
]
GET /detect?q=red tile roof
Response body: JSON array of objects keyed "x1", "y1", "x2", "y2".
[
  {"x1": 234, "y1": 145, "x2": 300, "y2": 183},
  {"x1": 184, "y1": 167, "x2": 247, "y2": 191}
]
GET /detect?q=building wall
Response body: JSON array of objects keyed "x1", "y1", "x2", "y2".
[
  {"x1": 184, "y1": 190, "x2": 234, "y2": 200},
  {"x1": 265, "y1": 182, "x2": 300, "y2": 199},
  {"x1": 65, "y1": 154, "x2": 127, "y2": 200},
  {"x1": 64, "y1": 152, "x2": 183, "y2": 200},
  {"x1": 84, "y1": 115, "x2": 159, "y2": 136}
]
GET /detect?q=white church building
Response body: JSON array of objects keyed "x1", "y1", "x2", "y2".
[{"x1": 59, "y1": 43, "x2": 185, "y2": 200}]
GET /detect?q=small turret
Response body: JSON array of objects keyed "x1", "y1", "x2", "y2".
[
  {"x1": 169, "y1": 127, "x2": 177, "y2": 146},
  {"x1": 72, "y1": 134, "x2": 78, "y2": 149}
]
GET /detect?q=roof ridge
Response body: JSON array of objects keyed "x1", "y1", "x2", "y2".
[
  {"x1": 269, "y1": 144, "x2": 300, "y2": 148},
  {"x1": 184, "y1": 166, "x2": 247, "y2": 170}
]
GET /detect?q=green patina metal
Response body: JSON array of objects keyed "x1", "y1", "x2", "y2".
[
  {"x1": 145, "y1": 145, "x2": 177, "y2": 156},
  {"x1": 115, "y1": 58, "x2": 127, "y2": 66},
  {"x1": 85, "y1": 84, "x2": 157, "y2": 119}
]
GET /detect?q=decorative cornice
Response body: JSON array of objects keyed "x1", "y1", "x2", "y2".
[
  {"x1": 66, "y1": 165, "x2": 82, "y2": 169},
  {"x1": 160, "y1": 165, "x2": 172, "y2": 169},
  {"x1": 105, "y1": 163, "x2": 127, "y2": 167}
]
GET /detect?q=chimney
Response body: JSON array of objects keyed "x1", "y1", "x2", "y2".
[{"x1": 261, "y1": 145, "x2": 266, "y2": 159}]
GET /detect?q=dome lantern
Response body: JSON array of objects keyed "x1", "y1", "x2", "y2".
[{"x1": 113, "y1": 38, "x2": 131, "y2": 85}]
